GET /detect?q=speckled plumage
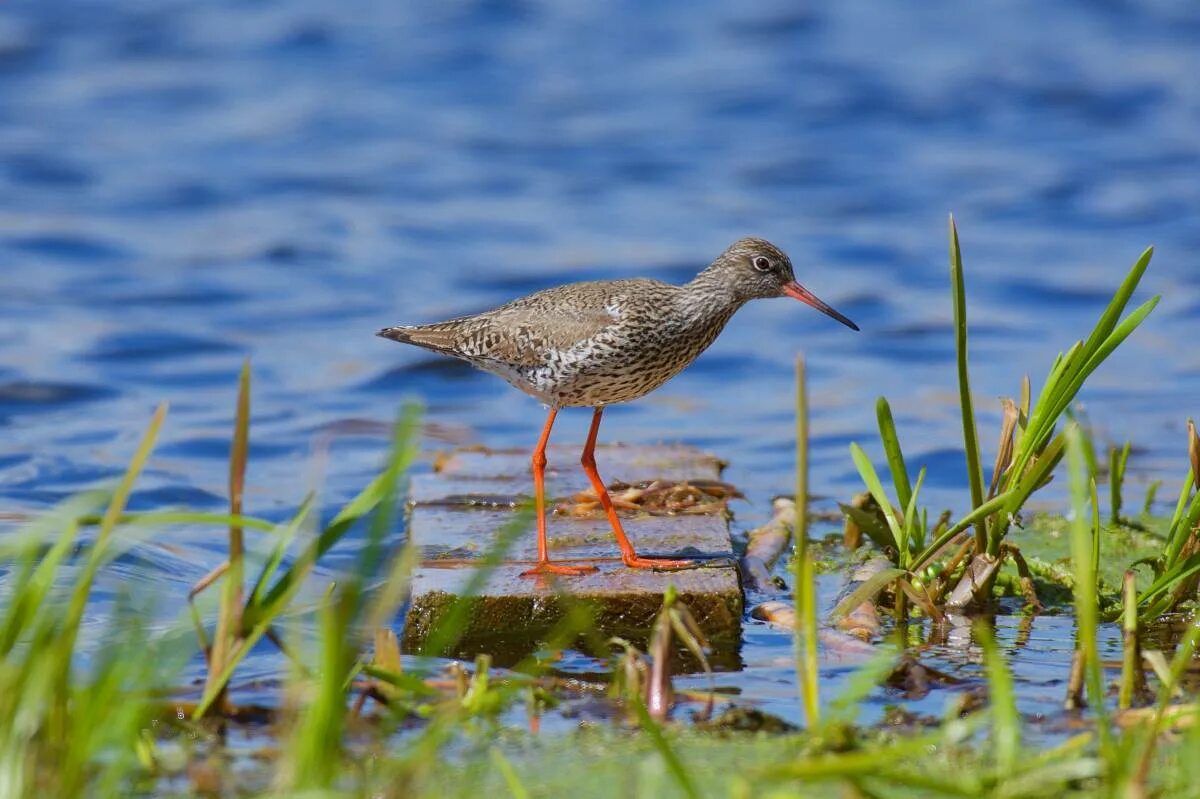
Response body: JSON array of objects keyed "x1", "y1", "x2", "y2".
[{"x1": 379, "y1": 237, "x2": 855, "y2": 408}]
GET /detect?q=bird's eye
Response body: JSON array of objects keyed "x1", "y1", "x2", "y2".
[{"x1": 752, "y1": 256, "x2": 772, "y2": 272}]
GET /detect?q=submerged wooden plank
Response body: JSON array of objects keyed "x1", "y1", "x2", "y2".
[
  {"x1": 413, "y1": 443, "x2": 726, "y2": 505},
  {"x1": 401, "y1": 443, "x2": 743, "y2": 664}
]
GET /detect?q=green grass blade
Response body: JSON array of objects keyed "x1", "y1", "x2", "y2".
[
  {"x1": 1033, "y1": 250, "x2": 1153, "y2": 444},
  {"x1": 255, "y1": 407, "x2": 421, "y2": 616},
  {"x1": 756, "y1": 727, "x2": 958, "y2": 782},
  {"x1": 976, "y1": 622, "x2": 1019, "y2": 775},
  {"x1": 248, "y1": 495, "x2": 315, "y2": 607},
  {"x1": 1163, "y1": 474, "x2": 1200, "y2": 569},
  {"x1": 1110, "y1": 441, "x2": 1131, "y2": 524},
  {"x1": 949, "y1": 215, "x2": 988, "y2": 553},
  {"x1": 229, "y1": 359, "x2": 250, "y2": 564},
  {"x1": 1090, "y1": 477, "x2": 1101, "y2": 591},
  {"x1": 198, "y1": 404, "x2": 421, "y2": 717},
  {"x1": 355, "y1": 407, "x2": 421, "y2": 598},
  {"x1": 796, "y1": 546, "x2": 820, "y2": 726},
  {"x1": 0, "y1": 492, "x2": 107, "y2": 656},
  {"x1": 1066, "y1": 425, "x2": 1113, "y2": 759},
  {"x1": 1016, "y1": 258, "x2": 1155, "y2": 488},
  {"x1": 1019, "y1": 342, "x2": 1080, "y2": 473},
  {"x1": 77, "y1": 511, "x2": 277, "y2": 532},
  {"x1": 876, "y1": 397, "x2": 912, "y2": 511},
  {"x1": 490, "y1": 747, "x2": 530, "y2": 799},
  {"x1": 904, "y1": 466, "x2": 927, "y2": 553},
  {"x1": 630, "y1": 696, "x2": 700, "y2": 799},
  {"x1": 1080, "y1": 246, "x2": 1153, "y2": 359},
  {"x1": 1004, "y1": 431, "x2": 1066, "y2": 516},
  {"x1": 1033, "y1": 297, "x2": 1159, "y2": 459},
  {"x1": 796, "y1": 355, "x2": 809, "y2": 565},
  {"x1": 63, "y1": 403, "x2": 167, "y2": 649},
  {"x1": 205, "y1": 361, "x2": 251, "y2": 713},
  {"x1": 794, "y1": 356, "x2": 820, "y2": 726},
  {"x1": 1136, "y1": 552, "x2": 1200, "y2": 609},
  {"x1": 849, "y1": 443, "x2": 903, "y2": 554}
]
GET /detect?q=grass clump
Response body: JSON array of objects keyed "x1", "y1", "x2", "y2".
[
  {"x1": 844, "y1": 217, "x2": 1158, "y2": 614},
  {"x1": 0, "y1": 406, "x2": 168, "y2": 797}
]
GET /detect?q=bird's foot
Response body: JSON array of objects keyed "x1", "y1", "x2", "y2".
[
  {"x1": 621, "y1": 555, "x2": 702, "y2": 572},
  {"x1": 519, "y1": 560, "x2": 599, "y2": 578}
]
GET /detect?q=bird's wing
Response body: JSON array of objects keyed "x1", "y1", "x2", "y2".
[{"x1": 386, "y1": 280, "x2": 651, "y2": 367}]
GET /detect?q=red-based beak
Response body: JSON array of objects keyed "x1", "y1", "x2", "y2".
[{"x1": 782, "y1": 281, "x2": 859, "y2": 331}]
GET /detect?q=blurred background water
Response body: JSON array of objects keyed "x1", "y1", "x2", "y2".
[{"x1": 1, "y1": 0, "x2": 1197, "y2": 728}]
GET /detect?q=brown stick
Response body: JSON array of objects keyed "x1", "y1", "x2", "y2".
[
  {"x1": 1065, "y1": 650, "x2": 1087, "y2": 710},
  {"x1": 740, "y1": 497, "x2": 795, "y2": 594},
  {"x1": 1001, "y1": 543, "x2": 1043, "y2": 613},
  {"x1": 188, "y1": 560, "x2": 230, "y2": 601}
]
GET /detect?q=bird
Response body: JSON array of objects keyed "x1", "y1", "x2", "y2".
[{"x1": 379, "y1": 237, "x2": 858, "y2": 576}]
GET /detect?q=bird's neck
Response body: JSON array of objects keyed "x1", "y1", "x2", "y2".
[{"x1": 680, "y1": 267, "x2": 746, "y2": 321}]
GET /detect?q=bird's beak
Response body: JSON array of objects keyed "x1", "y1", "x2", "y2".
[{"x1": 782, "y1": 281, "x2": 859, "y2": 331}]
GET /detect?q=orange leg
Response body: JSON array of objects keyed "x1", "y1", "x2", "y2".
[
  {"x1": 520, "y1": 407, "x2": 597, "y2": 577},
  {"x1": 582, "y1": 407, "x2": 698, "y2": 571}
]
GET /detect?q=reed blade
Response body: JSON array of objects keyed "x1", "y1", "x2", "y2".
[
  {"x1": 875, "y1": 396, "x2": 912, "y2": 511},
  {"x1": 1110, "y1": 441, "x2": 1131, "y2": 524},
  {"x1": 976, "y1": 621, "x2": 1019, "y2": 775},
  {"x1": 1066, "y1": 424, "x2": 1114, "y2": 758},
  {"x1": 794, "y1": 356, "x2": 820, "y2": 725},
  {"x1": 204, "y1": 361, "x2": 251, "y2": 714},
  {"x1": 849, "y1": 443, "x2": 904, "y2": 554},
  {"x1": 949, "y1": 215, "x2": 988, "y2": 552}
]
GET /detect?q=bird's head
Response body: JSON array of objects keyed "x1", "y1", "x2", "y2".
[{"x1": 708, "y1": 237, "x2": 859, "y2": 330}]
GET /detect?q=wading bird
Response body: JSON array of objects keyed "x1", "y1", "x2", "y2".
[{"x1": 379, "y1": 238, "x2": 858, "y2": 576}]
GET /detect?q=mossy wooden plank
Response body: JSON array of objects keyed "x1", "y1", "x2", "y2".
[
  {"x1": 401, "y1": 443, "x2": 742, "y2": 664},
  {"x1": 403, "y1": 563, "x2": 742, "y2": 665},
  {"x1": 408, "y1": 507, "x2": 733, "y2": 562}
]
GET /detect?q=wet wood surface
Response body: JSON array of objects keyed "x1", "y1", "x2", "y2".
[{"x1": 402, "y1": 443, "x2": 742, "y2": 663}]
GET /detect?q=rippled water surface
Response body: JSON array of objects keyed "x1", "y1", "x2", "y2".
[{"x1": 2, "y1": 0, "x2": 1198, "y2": 730}]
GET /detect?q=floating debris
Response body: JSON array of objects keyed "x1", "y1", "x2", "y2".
[{"x1": 556, "y1": 478, "x2": 742, "y2": 518}]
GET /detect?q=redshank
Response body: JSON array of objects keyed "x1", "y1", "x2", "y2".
[{"x1": 379, "y1": 238, "x2": 858, "y2": 576}]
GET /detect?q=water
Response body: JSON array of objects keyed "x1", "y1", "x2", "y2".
[{"x1": 1, "y1": 0, "x2": 1198, "y2": 731}]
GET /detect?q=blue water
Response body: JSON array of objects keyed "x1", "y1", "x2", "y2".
[{"x1": 1, "y1": 0, "x2": 1198, "y2": 729}]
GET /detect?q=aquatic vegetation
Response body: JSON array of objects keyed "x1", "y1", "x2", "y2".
[
  {"x1": 186, "y1": 364, "x2": 421, "y2": 718},
  {"x1": 793, "y1": 355, "x2": 821, "y2": 725},
  {"x1": 845, "y1": 217, "x2": 1159, "y2": 612},
  {"x1": 1133, "y1": 420, "x2": 1200, "y2": 620},
  {"x1": 0, "y1": 407, "x2": 167, "y2": 797}
]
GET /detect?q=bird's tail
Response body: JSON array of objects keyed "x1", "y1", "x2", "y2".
[
  {"x1": 377, "y1": 325, "x2": 460, "y2": 355},
  {"x1": 377, "y1": 326, "x2": 416, "y2": 344}
]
